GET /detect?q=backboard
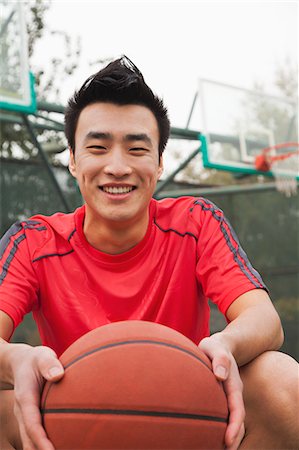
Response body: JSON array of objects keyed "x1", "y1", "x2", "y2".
[
  {"x1": 198, "y1": 79, "x2": 298, "y2": 180},
  {"x1": 0, "y1": 1, "x2": 36, "y2": 113}
]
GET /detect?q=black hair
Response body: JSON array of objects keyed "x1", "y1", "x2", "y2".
[{"x1": 64, "y1": 56, "x2": 170, "y2": 159}]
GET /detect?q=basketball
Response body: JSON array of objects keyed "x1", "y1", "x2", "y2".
[{"x1": 41, "y1": 321, "x2": 228, "y2": 449}]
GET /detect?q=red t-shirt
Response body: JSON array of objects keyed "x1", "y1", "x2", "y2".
[{"x1": 0, "y1": 197, "x2": 266, "y2": 356}]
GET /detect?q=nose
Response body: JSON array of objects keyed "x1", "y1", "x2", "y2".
[{"x1": 103, "y1": 149, "x2": 133, "y2": 178}]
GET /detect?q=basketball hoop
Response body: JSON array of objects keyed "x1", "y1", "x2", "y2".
[{"x1": 255, "y1": 142, "x2": 299, "y2": 197}]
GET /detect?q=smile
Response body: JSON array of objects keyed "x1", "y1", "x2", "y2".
[{"x1": 100, "y1": 186, "x2": 135, "y2": 194}]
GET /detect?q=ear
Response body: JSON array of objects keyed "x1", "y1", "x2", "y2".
[
  {"x1": 158, "y1": 156, "x2": 164, "y2": 179},
  {"x1": 68, "y1": 148, "x2": 77, "y2": 178}
]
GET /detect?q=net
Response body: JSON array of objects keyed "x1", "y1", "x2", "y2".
[{"x1": 255, "y1": 143, "x2": 299, "y2": 197}]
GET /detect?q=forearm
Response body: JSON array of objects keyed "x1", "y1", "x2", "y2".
[{"x1": 212, "y1": 292, "x2": 284, "y2": 367}]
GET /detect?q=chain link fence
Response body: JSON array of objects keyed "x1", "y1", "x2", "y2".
[{"x1": 1, "y1": 158, "x2": 298, "y2": 360}]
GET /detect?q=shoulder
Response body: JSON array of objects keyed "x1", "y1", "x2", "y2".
[
  {"x1": 30, "y1": 207, "x2": 80, "y2": 240},
  {"x1": 0, "y1": 207, "x2": 83, "y2": 261},
  {"x1": 153, "y1": 196, "x2": 225, "y2": 238}
]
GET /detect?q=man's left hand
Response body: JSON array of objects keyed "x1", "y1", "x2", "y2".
[{"x1": 199, "y1": 334, "x2": 245, "y2": 450}]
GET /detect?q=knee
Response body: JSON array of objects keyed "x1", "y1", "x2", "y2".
[
  {"x1": 241, "y1": 351, "x2": 298, "y2": 423},
  {"x1": 0, "y1": 390, "x2": 14, "y2": 425},
  {"x1": 0, "y1": 390, "x2": 20, "y2": 449}
]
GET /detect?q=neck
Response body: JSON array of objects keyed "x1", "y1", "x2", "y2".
[{"x1": 83, "y1": 208, "x2": 150, "y2": 255}]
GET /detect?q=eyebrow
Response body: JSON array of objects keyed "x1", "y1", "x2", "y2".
[
  {"x1": 124, "y1": 134, "x2": 153, "y2": 147},
  {"x1": 83, "y1": 132, "x2": 112, "y2": 144},
  {"x1": 83, "y1": 131, "x2": 153, "y2": 147}
]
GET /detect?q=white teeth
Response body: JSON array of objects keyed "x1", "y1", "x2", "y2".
[{"x1": 102, "y1": 186, "x2": 133, "y2": 194}]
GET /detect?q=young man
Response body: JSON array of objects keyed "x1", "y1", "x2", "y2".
[{"x1": 0, "y1": 57, "x2": 298, "y2": 450}]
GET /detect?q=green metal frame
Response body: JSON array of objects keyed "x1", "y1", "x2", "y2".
[
  {"x1": 201, "y1": 134, "x2": 299, "y2": 181},
  {"x1": 201, "y1": 133, "x2": 258, "y2": 175},
  {"x1": 155, "y1": 180, "x2": 283, "y2": 200},
  {"x1": 2, "y1": 96, "x2": 298, "y2": 205},
  {"x1": 154, "y1": 131, "x2": 202, "y2": 196},
  {"x1": 0, "y1": 72, "x2": 37, "y2": 114}
]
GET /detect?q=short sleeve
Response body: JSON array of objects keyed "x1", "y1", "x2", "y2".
[
  {"x1": 0, "y1": 222, "x2": 39, "y2": 330},
  {"x1": 194, "y1": 198, "x2": 268, "y2": 316}
]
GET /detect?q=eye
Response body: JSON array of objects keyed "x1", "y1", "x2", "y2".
[
  {"x1": 86, "y1": 145, "x2": 107, "y2": 152},
  {"x1": 129, "y1": 147, "x2": 148, "y2": 153}
]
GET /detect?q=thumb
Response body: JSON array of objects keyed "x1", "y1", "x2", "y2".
[
  {"x1": 198, "y1": 336, "x2": 230, "y2": 381},
  {"x1": 46, "y1": 364, "x2": 64, "y2": 381},
  {"x1": 34, "y1": 346, "x2": 65, "y2": 381},
  {"x1": 211, "y1": 354, "x2": 231, "y2": 381},
  {"x1": 213, "y1": 361, "x2": 229, "y2": 381}
]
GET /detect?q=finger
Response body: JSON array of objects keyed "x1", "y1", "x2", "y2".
[
  {"x1": 19, "y1": 424, "x2": 55, "y2": 450},
  {"x1": 212, "y1": 356, "x2": 230, "y2": 381},
  {"x1": 32, "y1": 346, "x2": 64, "y2": 382},
  {"x1": 225, "y1": 388, "x2": 245, "y2": 448},
  {"x1": 198, "y1": 338, "x2": 245, "y2": 447},
  {"x1": 16, "y1": 400, "x2": 55, "y2": 450},
  {"x1": 18, "y1": 419, "x2": 36, "y2": 450},
  {"x1": 226, "y1": 422, "x2": 245, "y2": 450},
  {"x1": 209, "y1": 351, "x2": 231, "y2": 381},
  {"x1": 223, "y1": 367, "x2": 245, "y2": 448},
  {"x1": 198, "y1": 337, "x2": 230, "y2": 381}
]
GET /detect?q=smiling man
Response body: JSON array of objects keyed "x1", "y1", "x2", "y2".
[
  {"x1": 69, "y1": 102, "x2": 163, "y2": 254},
  {"x1": 0, "y1": 57, "x2": 298, "y2": 450}
]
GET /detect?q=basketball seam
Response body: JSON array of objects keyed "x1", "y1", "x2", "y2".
[
  {"x1": 41, "y1": 340, "x2": 215, "y2": 410},
  {"x1": 63, "y1": 340, "x2": 212, "y2": 371},
  {"x1": 41, "y1": 408, "x2": 228, "y2": 423}
]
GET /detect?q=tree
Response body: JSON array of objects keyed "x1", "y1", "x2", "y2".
[
  {"x1": 274, "y1": 58, "x2": 298, "y2": 101},
  {"x1": 245, "y1": 59, "x2": 297, "y2": 144}
]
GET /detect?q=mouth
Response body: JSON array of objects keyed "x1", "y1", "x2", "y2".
[{"x1": 99, "y1": 185, "x2": 136, "y2": 195}]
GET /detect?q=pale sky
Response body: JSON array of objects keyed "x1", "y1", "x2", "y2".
[{"x1": 33, "y1": 1, "x2": 298, "y2": 129}]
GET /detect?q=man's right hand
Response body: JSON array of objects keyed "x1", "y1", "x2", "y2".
[{"x1": 1, "y1": 340, "x2": 64, "y2": 450}]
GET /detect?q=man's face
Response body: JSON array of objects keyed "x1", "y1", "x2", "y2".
[{"x1": 69, "y1": 102, "x2": 163, "y2": 226}]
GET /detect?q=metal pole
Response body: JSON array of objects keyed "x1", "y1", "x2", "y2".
[
  {"x1": 0, "y1": 10, "x2": 15, "y2": 39},
  {"x1": 0, "y1": 112, "x2": 64, "y2": 131},
  {"x1": 285, "y1": 113, "x2": 297, "y2": 141},
  {"x1": 22, "y1": 114, "x2": 71, "y2": 212},
  {"x1": 170, "y1": 127, "x2": 201, "y2": 140},
  {"x1": 37, "y1": 101, "x2": 65, "y2": 114},
  {"x1": 155, "y1": 181, "x2": 289, "y2": 199},
  {"x1": 154, "y1": 147, "x2": 201, "y2": 196},
  {"x1": 186, "y1": 91, "x2": 198, "y2": 129}
]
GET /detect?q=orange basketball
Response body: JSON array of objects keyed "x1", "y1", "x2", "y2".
[{"x1": 41, "y1": 321, "x2": 228, "y2": 449}]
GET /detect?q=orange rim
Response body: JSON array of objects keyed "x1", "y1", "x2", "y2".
[{"x1": 255, "y1": 143, "x2": 299, "y2": 171}]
